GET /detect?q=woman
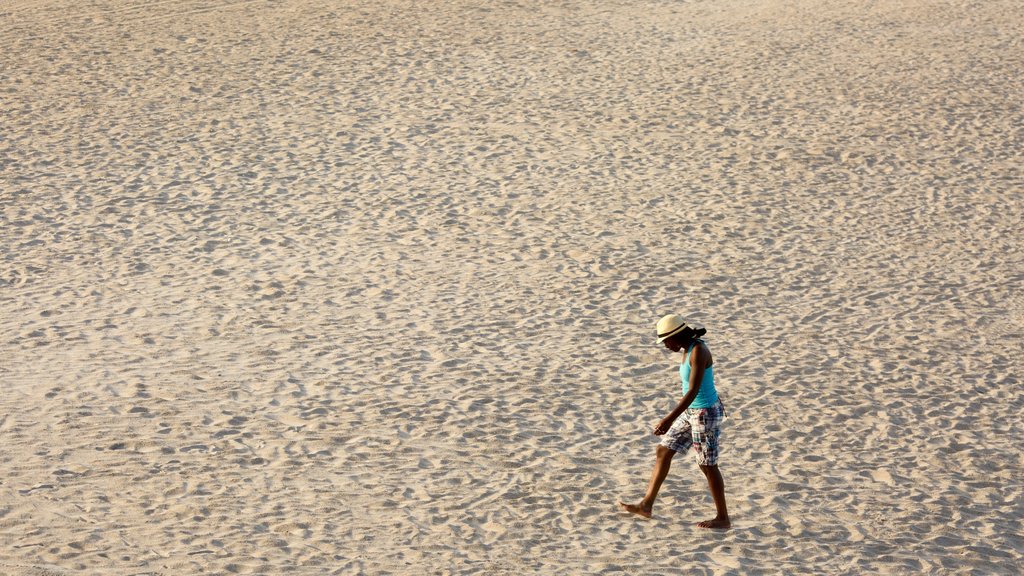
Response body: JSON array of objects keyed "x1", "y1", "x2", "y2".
[{"x1": 619, "y1": 314, "x2": 730, "y2": 529}]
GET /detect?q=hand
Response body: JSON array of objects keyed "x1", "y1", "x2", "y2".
[{"x1": 653, "y1": 417, "x2": 674, "y2": 436}]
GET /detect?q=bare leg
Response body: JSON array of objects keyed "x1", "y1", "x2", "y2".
[
  {"x1": 619, "y1": 445, "x2": 676, "y2": 518},
  {"x1": 697, "y1": 464, "x2": 730, "y2": 529}
]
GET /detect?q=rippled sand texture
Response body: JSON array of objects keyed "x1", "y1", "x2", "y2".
[{"x1": 2, "y1": 0, "x2": 1022, "y2": 574}]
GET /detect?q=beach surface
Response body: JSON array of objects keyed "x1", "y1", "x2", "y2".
[{"x1": 2, "y1": 0, "x2": 1022, "y2": 574}]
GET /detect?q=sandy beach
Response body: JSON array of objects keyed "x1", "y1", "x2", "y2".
[{"x1": 2, "y1": 0, "x2": 1022, "y2": 573}]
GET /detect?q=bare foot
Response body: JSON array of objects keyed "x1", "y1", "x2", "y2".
[
  {"x1": 697, "y1": 516, "x2": 731, "y2": 530},
  {"x1": 618, "y1": 501, "x2": 653, "y2": 519}
]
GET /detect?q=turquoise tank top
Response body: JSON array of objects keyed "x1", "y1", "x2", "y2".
[{"x1": 680, "y1": 340, "x2": 719, "y2": 408}]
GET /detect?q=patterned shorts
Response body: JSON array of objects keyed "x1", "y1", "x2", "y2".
[{"x1": 659, "y1": 401, "x2": 725, "y2": 466}]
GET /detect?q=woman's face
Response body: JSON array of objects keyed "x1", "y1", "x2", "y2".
[{"x1": 663, "y1": 334, "x2": 688, "y2": 353}]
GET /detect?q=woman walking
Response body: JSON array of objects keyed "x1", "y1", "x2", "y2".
[{"x1": 619, "y1": 314, "x2": 730, "y2": 529}]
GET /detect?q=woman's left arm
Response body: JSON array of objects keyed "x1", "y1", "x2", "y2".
[{"x1": 653, "y1": 344, "x2": 709, "y2": 435}]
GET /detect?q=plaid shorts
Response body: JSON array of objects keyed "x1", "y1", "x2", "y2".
[{"x1": 659, "y1": 401, "x2": 725, "y2": 466}]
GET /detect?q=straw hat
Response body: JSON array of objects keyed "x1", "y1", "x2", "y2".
[{"x1": 655, "y1": 314, "x2": 690, "y2": 343}]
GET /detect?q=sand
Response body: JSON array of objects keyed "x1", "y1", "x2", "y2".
[{"x1": 2, "y1": 0, "x2": 1022, "y2": 574}]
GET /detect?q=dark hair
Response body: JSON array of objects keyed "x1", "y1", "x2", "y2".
[{"x1": 680, "y1": 326, "x2": 707, "y2": 340}]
